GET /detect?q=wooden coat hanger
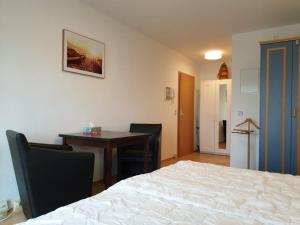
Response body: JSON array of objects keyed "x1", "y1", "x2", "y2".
[
  {"x1": 232, "y1": 118, "x2": 260, "y2": 169},
  {"x1": 235, "y1": 118, "x2": 260, "y2": 130}
]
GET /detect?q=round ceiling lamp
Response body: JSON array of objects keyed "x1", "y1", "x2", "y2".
[{"x1": 204, "y1": 50, "x2": 222, "y2": 60}]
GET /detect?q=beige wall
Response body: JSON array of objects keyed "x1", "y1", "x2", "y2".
[{"x1": 0, "y1": 0, "x2": 200, "y2": 201}]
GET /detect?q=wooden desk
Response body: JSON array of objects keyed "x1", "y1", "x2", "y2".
[{"x1": 59, "y1": 131, "x2": 151, "y2": 188}]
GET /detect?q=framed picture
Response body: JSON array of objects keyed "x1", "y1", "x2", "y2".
[{"x1": 63, "y1": 29, "x2": 105, "y2": 78}]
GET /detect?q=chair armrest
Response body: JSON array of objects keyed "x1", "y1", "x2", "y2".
[
  {"x1": 26, "y1": 147, "x2": 94, "y2": 215},
  {"x1": 29, "y1": 142, "x2": 73, "y2": 151}
]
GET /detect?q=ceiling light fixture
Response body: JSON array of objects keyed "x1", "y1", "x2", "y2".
[{"x1": 204, "y1": 50, "x2": 222, "y2": 60}]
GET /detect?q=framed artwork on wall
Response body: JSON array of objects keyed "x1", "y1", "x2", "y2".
[{"x1": 63, "y1": 29, "x2": 105, "y2": 78}]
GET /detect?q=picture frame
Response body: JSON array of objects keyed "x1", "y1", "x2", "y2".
[{"x1": 63, "y1": 29, "x2": 105, "y2": 78}]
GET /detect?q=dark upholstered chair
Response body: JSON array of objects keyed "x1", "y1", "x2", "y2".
[
  {"x1": 6, "y1": 130, "x2": 95, "y2": 219},
  {"x1": 117, "y1": 123, "x2": 162, "y2": 181}
]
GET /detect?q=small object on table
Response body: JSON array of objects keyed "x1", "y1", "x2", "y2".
[
  {"x1": 91, "y1": 127, "x2": 102, "y2": 135},
  {"x1": 83, "y1": 127, "x2": 92, "y2": 134},
  {"x1": 83, "y1": 127, "x2": 102, "y2": 135}
]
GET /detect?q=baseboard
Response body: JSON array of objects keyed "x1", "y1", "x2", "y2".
[
  {"x1": 161, "y1": 156, "x2": 177, "y2": 163},
  {"x1": 200, "y1": 151, "x2": 230, "y2": 156}
]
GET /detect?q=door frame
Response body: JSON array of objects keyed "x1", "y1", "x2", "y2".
[{"x1": 177, "y1": 71, "x2": 195, "y2": 157}]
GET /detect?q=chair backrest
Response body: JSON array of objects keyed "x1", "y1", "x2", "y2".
[
  {"x1": 6, "y1": 130, "x2": 34, "y2": 218},
  {"x1": 129, "y1": 123, "x2": 162, "y2": 169}
]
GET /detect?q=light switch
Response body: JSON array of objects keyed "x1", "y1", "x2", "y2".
[{"x1": 238, "y1": 111, "x2": 243, "y2": 116}]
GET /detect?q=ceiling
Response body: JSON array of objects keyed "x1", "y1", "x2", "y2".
[{"x1": 84, "y1": 0, "x2": 300, "y2": 62}]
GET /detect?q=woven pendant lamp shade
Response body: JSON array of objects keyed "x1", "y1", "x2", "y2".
[{"x1": 217, "y1": 62, "x2": 229, "y2": 79}]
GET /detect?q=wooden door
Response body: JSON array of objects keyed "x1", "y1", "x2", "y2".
[
  {"x1": 259, "y1": 41, "x2": 294, "y2": 174},
  {"x1": 199, "y1": 80, "x2": 216, "y2": 153},
  {"x1": 178, "y1": 72, "x2": 195, "y2": 157}
]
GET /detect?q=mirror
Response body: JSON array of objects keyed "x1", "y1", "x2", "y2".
[{"x1": 218, "y1": 84, "x2": 227, "y2": 150}]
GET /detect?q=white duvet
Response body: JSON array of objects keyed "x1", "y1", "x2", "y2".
[{"x1": 19, "y1": 161, "x2": 300, "y2": 225}]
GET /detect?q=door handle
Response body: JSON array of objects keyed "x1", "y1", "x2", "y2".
[
  {"x1": 293, "y1": 107, "x2": 297, "y2": 118},
  {"x1": 180, "y1": 109, "x2": 184, "y2": 116}
]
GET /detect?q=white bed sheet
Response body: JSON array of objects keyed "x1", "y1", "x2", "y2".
[{"x1": 19, "y1": 161, "x2": 300, "y2": 225}]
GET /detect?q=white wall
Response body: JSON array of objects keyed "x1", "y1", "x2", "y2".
[
  {"x1": 231, "y1": 23, "x2": 300, "y2": 169},
  {"x1": 0, "y1": 0, "x2": 200, "y2": 201}
]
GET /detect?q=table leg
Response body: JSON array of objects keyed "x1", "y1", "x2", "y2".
[
  {"x1": 104, "y1": 142, "x2": 113, "y2": 188},
  {"x1": 144, "y1": 137, "x2": 150, "y2": 173}
]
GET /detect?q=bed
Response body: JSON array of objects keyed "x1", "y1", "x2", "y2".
[{"x1": 19, "y1": 161, "x2": 300, "y2": 225}]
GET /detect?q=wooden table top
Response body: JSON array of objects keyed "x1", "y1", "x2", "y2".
[{"x1": 59, "y1": 130, "x2": 150, "y2": 141}]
